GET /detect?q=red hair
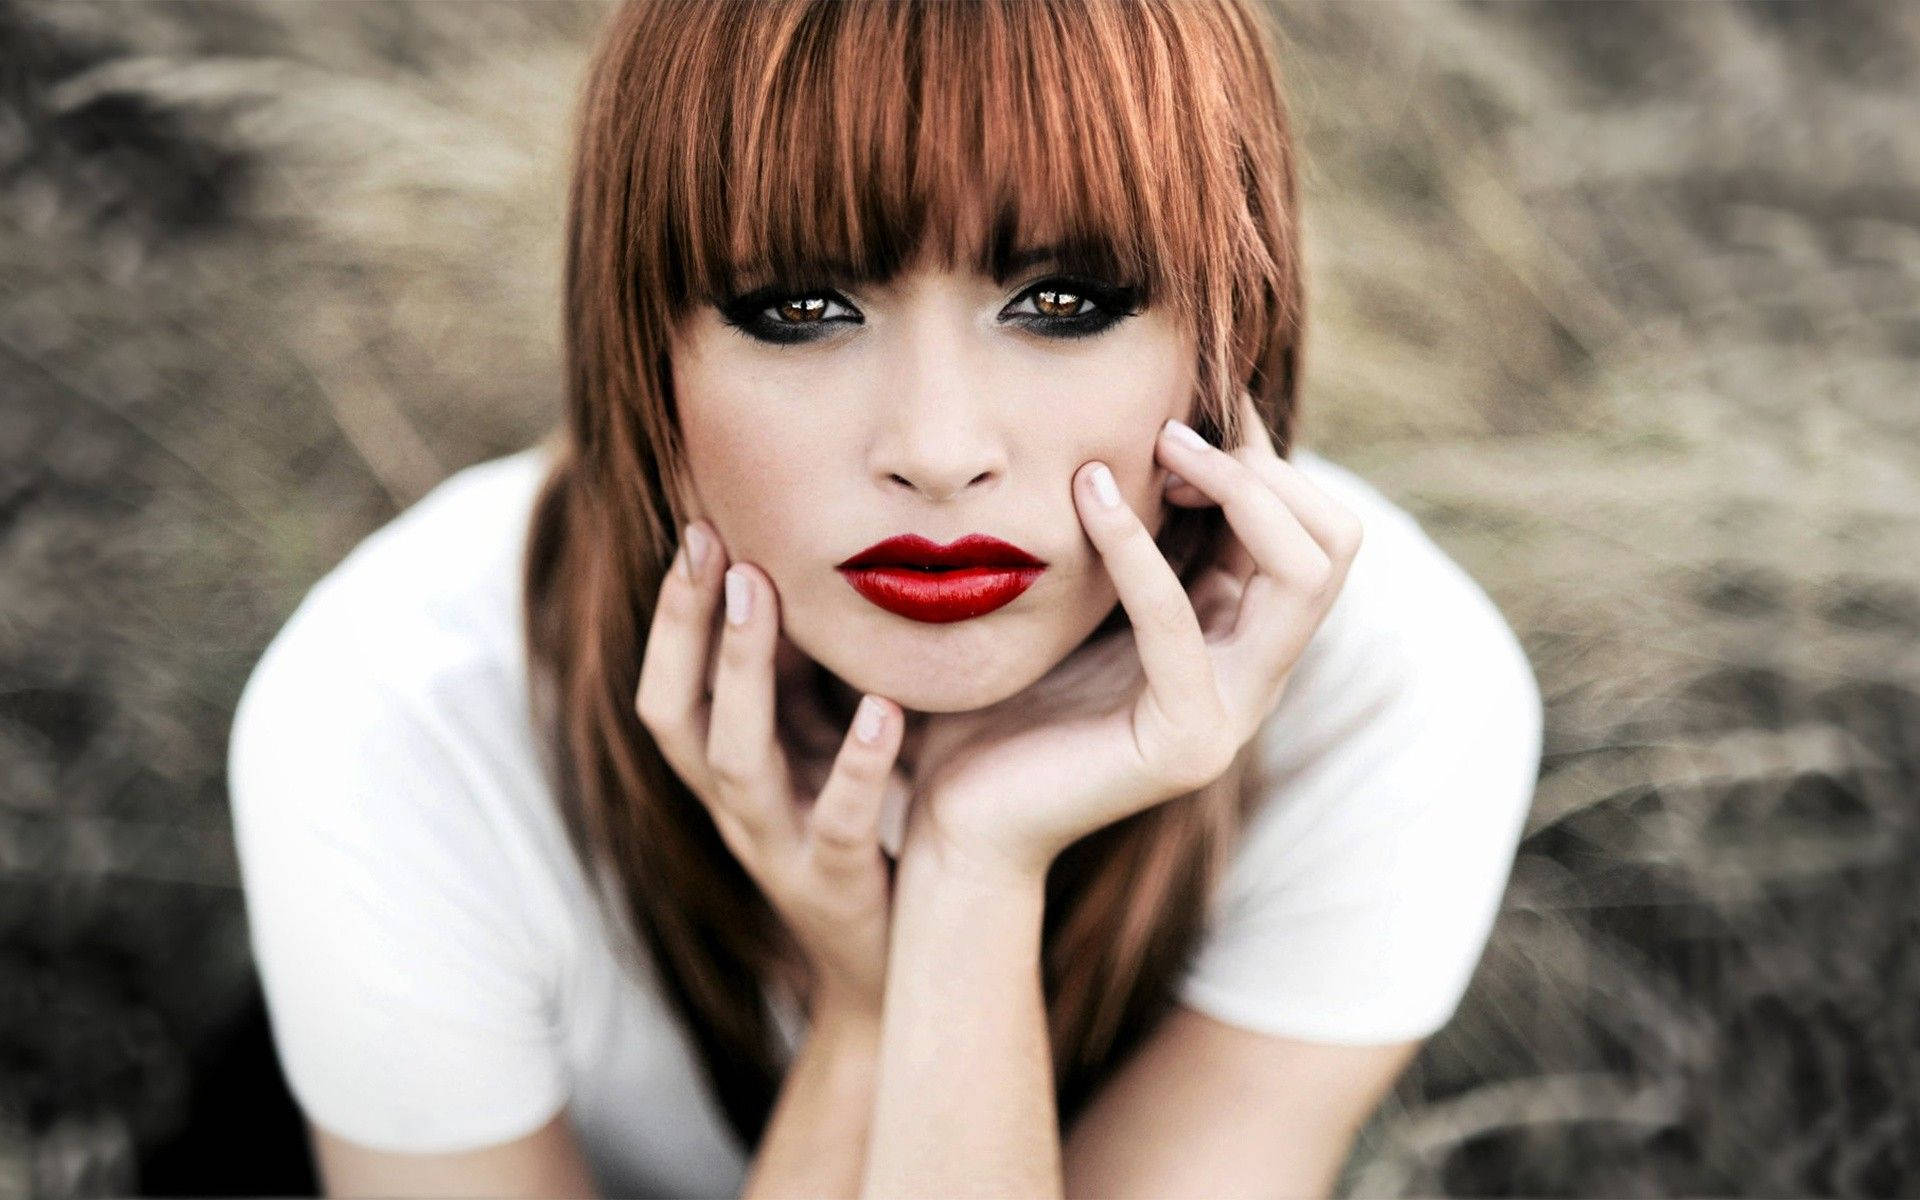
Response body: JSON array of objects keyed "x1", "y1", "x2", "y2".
[{"x1": 526, "y1": 0, "x2": 1304, "y2": 1152}]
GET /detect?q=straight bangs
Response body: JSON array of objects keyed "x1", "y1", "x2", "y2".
[
  {"x1": 626, "y1": 0, "x2": 1297, "y2": 441},
  {"x1": 542, "y1": 0, "x2": 1307, "y2": 1151}
]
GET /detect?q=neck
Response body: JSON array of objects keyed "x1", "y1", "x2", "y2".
[{"x1": 773, "y1": 634, "x2": 931, "y2": 772}]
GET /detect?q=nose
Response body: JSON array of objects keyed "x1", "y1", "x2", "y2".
[{"x1": 866, "y1": 328, "x2": 1008, "y2": 504}]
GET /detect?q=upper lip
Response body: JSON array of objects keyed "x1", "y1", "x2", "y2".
[{"x1": 838, "y1": 533, "x2": 1047, "y2": 570}]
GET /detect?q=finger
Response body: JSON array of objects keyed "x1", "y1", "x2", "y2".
[
  {"x1": 1210, "y1": 568, "x2": 1328, "y2": 724},
  {"x1": 1161, "y1": 468, "x2": 1212, "y2": 507},
  {"x1": 705, "y1": 562, "x2": 799, "y2": 844},
  {"x1": 1157, "y1": 416, "x2": 1348, "y2": 727},
  {"x1": 635, "y1": 521, "x2": 724, "y2": 791},
  {"x1": 1160, "y1": 417, "x2": 1252, "y2": 581},
  {"x1": 807, "y1": 693, "x2": 904, "y2": 875},
  {"x1": 1189, "y1": 566, "x2": 1246, "y2": 638},
  {"x1": 1235, "y1": 453, "x2": 1365, "y2": 601},
  {"x1": 1074, "y1": 459, "x2": 1223, "y2": 737},
  {"x1": 1156, "y1": 417, "x2": 1332, "y2": 605},
  {"x1": 1229, "y1": 390, "x2": 1366, "y2": 568}
]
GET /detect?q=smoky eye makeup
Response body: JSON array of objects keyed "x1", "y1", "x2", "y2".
[
  {"x1": 715, "y1": 283, "x2": 861, "y2": 345},
  {"x1": 998, "y1": 275, "x2": 1143, "y2": 341},
  {"x1": 711, "y1": 274, "x2": 1146, "y2": 346}
]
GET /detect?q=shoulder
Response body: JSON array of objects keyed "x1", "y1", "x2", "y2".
[
  {"x1": 1175, "y1": 451, "x2": 1543, "y2": 1042},
  {"x1": 1272, "y1": 447, "x2": 1543, "y2": 778},
  {"x1": 228, "y1": 442, "x2": 559, "y2": 829},
  {"x1": 280, "y1": 444, "x2": 555, "y2": 673},
  {"x1": 233, "y1": 443, "x2": 556, "y2": 725},
  {"x1": 1293, "y1": 447, "x2": 1535, "y2": 678},
  {"x1": 224, "y1": 444, "x2": 584, "y2": 1154}
]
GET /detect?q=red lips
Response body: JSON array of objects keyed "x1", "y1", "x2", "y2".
[{"x1": 837, "y1": 534, "x2": 1048, "y2": 623}]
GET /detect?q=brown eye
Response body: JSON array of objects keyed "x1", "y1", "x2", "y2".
[
  {"x1": 716, "y1": 286, "x2": 860, "y2": 344},
  {"x1": 1000, "y1": 275, "x2": 1142, "y2": 340},
  {"x1": 775, "y1": 296, "x2": 830, "y2": 324},
  {"x1": 1032, "y1": 288, "x2": 1087, "y2": 318}
]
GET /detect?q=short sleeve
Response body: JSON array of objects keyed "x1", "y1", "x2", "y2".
[
  {"x1": 226, "y1": 622, "x2": 570, "y2": 1153},
  {"x1": 1174, "y1": 524, "x2": 1545, "y2": 1046}
]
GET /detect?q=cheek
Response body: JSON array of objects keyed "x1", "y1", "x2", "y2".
[
  {"x1": 672, "y1": 331, "x2": 849, "y2": 549},
  {"x1": 683, "y1": 418, "x2": 812, "y2": 552},
  {"x1": 1058, "y1": 334, "x2": 1192, "y2": 467},
  {"x1": 671, "y1": 346, "x2": 810, "y2": 542}
]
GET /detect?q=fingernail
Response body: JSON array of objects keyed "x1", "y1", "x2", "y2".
[
  {"x1": 854, "y1": 694, "x2": 885, "y2": 744},
  {"x1": 1164, "y1": 418, "x2": 1209, "y2": 451},
  {"x1": 683, "y1": 523, "x2": 710, "y2": 579},
  {"x1": 724, "y1": 566, "x2": 751, "y2": 625},
  {"x1": 1164, "y1": 471, "x2": 1187, "y2": 491},
  {"x1": 1089, "y1": 462, "x2": 1121, "y2": 508}
]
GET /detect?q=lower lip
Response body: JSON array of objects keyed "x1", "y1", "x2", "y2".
[{"x1": 838, "y1": 565, "x2": 1046, "y2": 623}]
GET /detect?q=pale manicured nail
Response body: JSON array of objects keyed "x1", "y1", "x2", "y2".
[
  {"x1": 1165, "y1": 471, "x2": 1187, "y2": 491},
  {"x1": 683, "y1": 523, "x2": 710, "y2": 580},
  {"x1": 1089, "y1": 462, "x2": 1121, "y2": 508},
  {"x1": 724, "y1": 566, "x2": 751, "y2": 625},
  {"x1": 1164, "y1": 418, "x2": 1209, "y2": 451},
  {"x1": 854, "y1": 694, "x2": 885, "y2": 744}
]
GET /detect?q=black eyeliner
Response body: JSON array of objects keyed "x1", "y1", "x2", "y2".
[
  {"x1": 1001, "y1": 274, "x2": 1144, "y2": 340},
  {"x1": 713, "y1": 272, "x2": 1145, "y2": 346},
  {"x1": 715, "y1": 283, "x2": 859, "y2": 345}
]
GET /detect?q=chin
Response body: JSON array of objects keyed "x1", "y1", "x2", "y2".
[
  {"x1": 818, "y1": 644, "x2": 1047, "y2": 715},
  {"x1": 890, "y1": 673, "x2": 1035, "y2": 715},
  {"x1": 797, "y1": 614, "x2": 1071, "y2": 715}
]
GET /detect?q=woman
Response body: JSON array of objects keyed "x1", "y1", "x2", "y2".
[{"x1": 227, "y1": 1, "x2": 1545, "y2": 1196}]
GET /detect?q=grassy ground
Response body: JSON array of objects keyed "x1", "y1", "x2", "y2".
[{"x1": 0, "y1": 1, "x2": 1915, "y2": 1195}]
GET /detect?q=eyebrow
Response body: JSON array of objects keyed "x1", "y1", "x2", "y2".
[
  {"x1": 992, "y1": 243, "x2": 1068, "y2": 284},
  {"x1": 720, "y1": 238, "x2": 1124, "y2": 296},
  {"x1": 988, "y1": 236, "x2": 1126, "y2": 286}
]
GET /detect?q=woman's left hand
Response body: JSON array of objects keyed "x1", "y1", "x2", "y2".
[{"x1": 900, "y1": 391, "x2": 1366, "y2": 883}]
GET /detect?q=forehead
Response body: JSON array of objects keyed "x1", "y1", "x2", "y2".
[
  {"x1": 644, "y1": 0, "x2": 1233, "y2": 336},
  {"x1": 724, "y1": 230, "x2": 1135, "y2": 295}
]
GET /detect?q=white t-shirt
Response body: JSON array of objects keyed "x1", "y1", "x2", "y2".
[{"x1": 226, "y1": 442, "x2": 1542, "y2": 1199}]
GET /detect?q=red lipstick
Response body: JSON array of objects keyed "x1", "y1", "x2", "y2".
[{"x1": 837, "y1": 533, "x2": 1048, "y2": 623}]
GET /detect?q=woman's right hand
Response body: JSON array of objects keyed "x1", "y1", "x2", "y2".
[{"x1": 635, "y1": 519, "x2": 908, "y2": 1023}]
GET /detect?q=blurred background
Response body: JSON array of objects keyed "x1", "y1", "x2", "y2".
[{"x1": 1, "y1": 0, "x2": 1915, "y2": 1195}]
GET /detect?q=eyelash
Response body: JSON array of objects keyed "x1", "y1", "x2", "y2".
[{"x1": 715, "y1": 276, "x2": 1143, "y2": 346}]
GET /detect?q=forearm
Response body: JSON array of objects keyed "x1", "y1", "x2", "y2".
[
  {"x1": 860, "y1": 844, "x2": 1060, "y2": 1199},
  {"x1": 740, "y1": 1002, "x2": 882, "y2": 1200}
]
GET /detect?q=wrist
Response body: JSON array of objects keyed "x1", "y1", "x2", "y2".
[
  {"x1": 895, "y1": 830, "x2": 1052, "y2": 928},
  {"x1": 902, "y1": 803, "x2": 1056, "y2": 892},
  {"x1": 904, "y1": 830, "x2": 1050, "y2": 893}
]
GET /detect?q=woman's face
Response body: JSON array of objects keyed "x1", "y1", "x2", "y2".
[{"x1": 667, "y1": 247, "x2": 1196, "y2": 716}]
